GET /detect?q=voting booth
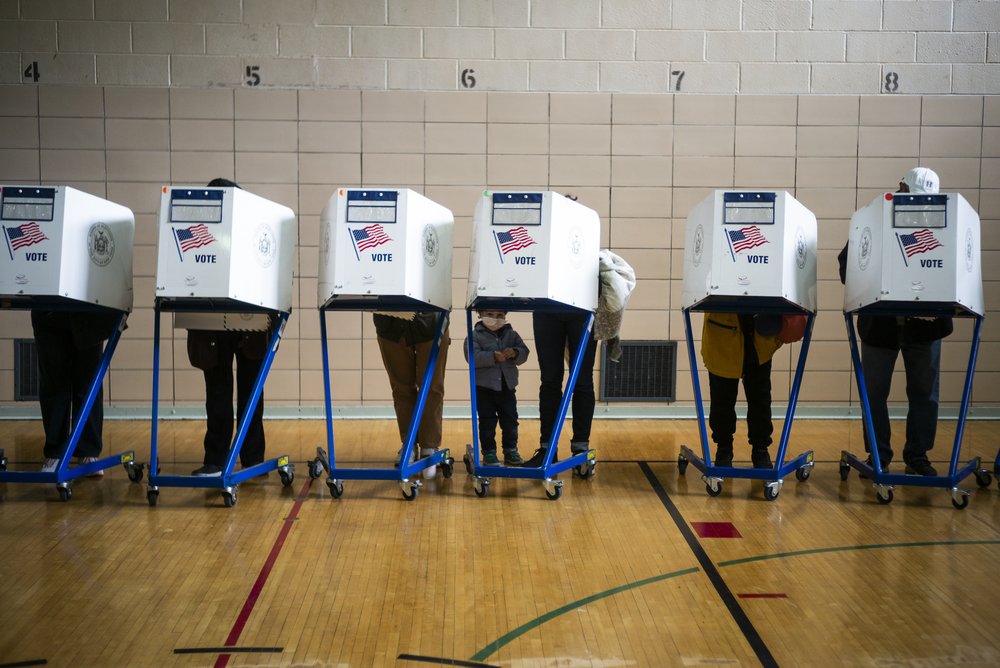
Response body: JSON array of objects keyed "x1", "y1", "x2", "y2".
[
  {"x1": 146, "y1": 186, "x2": 297, "y2": 508},
  {"x1": 310, "y1": 188, "x2": 455, "y2": 501},
  {"x1": 682, "y1": 190, "x2": 817, "y2": 313},
  {"x1": 840, "y1": 192, "x2": 990, "y2": 506},
  {"x1": 463, "y1": 191, "x2": 601, "y2": 500},
  {"x1": 318, "y1": 188, "x2": 453, "y2": 310},
  {"x1": 0, "y1": 185, "x2": 138, "y2": 497},
  {"x1": 678, "y1": 191, "x2": 818, "y2": 500}
]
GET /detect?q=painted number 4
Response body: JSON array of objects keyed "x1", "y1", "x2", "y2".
[{"x1": 23, "y1": 61, "x2": 39, "y2": 82}]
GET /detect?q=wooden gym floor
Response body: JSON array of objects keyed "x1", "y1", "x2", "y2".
[{"x1": 1, "y1": 417, "x2": 999, "y2": 667}]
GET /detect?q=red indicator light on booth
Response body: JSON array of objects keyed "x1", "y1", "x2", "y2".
[{"x1": 885, "y1": 193, "x2": 893, "y2": 201}]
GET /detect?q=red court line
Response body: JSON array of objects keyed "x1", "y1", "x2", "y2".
[
  {"x1": 737, "y1": 593, "x2": 788, "y2": 599},
  {"x1": 215, "y1": 478, "x2": 314, "y2": 668}
]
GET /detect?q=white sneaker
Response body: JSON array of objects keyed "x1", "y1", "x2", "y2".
[
  {"x1": 420, "y1": 447, "x2": 438, "y2": 479},
  {"x1": 41, "y1": 458, "x2": 60, "y2": 473},
  {"x1": 394, "y1": 446, "x2": 416, "y2": 468},
  {"x1": 79, "y1": 456, "x2": 104, "y2": 478}
]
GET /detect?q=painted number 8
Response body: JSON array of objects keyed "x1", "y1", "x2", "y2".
[{"x1": 884, "y1": 72, "x2": 899, "y2": 93}]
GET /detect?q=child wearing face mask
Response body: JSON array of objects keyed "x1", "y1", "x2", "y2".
[{"x1": 464, "y1": 310, "x2": 530, "y2": 465}]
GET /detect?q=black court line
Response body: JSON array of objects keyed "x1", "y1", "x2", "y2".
[
  {"x1": 639, "y1": 461, "x2": 779, "y2": 668},
  {"x1": 0, "y1": 661, "x2": 47, "y2": 667},
  {"x1": 174, "y1": 647, "x2": 283, "y2": 654},
  {"x1": 398, "y1": 653, "x2": 498, "y2": 667}
]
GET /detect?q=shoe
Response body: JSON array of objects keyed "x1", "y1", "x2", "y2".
[
  {"x1": 714, "y1": 447, "x2": 733, "y2": 468},
  {"x1": 482, "y1": 451, "x2": 500, "y2": 466},
  {"x1": 570, "y1": 441, "x2": 589, "y2": 456},
  {"x1": 191, "y1": 464, "x2": 223, "y2": 477},
  {"x1": 79, "y1": 456, "x2": 104, "y2": 478},
  {"x1": 41, "y1": 458, "x2": 59, "y2": 473},
  {"x1": 751, "y1": 448, "x2": 772, "y2": 469},
  {"x1": 420, "y1": 447, "x2": 438, "y2": 479},
  {"x1": 502, "y1": 449, "x2": 523, "y2": 466},
  {"x1": 520, "y1": 447, "x2": 556, "y2": 468},
  {"x1": 394, "y1": 446, "x2": 416, "y2": 468},
  {"x1": 904, "y1": 460, "x2": 938, "y2": 476}
]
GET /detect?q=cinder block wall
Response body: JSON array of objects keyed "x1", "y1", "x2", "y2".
[{"x1": 0, "y1": 1, "x2": 997, "y2": 414}]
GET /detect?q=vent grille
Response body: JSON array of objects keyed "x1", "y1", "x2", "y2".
[
  {"x1": 14, "y1": 338, "x2": 39, "y2": 401},
  {"x1": 599, "y1": 340, "x2": 676, "y2": 402}
]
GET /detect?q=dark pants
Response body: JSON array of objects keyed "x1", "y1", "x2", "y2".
[
  {"x1": 32, "y1": 313, "x2": 105, "y2": 459},
  {"x1": 708, "y1": 345, "x2": 773, "y2": 451},
  {"x1": 476, "y1": 385, "x2": 519, "y2": 453},
  {"x1": 861, "y1": 339, "x2": 940, "y2": 466},
  {"x1": 532, "y1": 311, "x2": 597, "y2": 448},
  {"x1": 202, "y1": 333, "x2": 266, "y2": 468}
]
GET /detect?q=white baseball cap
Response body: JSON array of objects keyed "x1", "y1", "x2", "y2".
[{"x1": 901, "y1": 167, "x2": 940, "y2": 194}]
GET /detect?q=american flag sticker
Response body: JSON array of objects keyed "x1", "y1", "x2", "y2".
[
  {"x1": 4, "y1": 222, "x2": 48, "y2": 259},
  {"x1": 494, "y1": 226, "x2": 536, "y2": 260},
  {"x1": 897, "y1": 229, "x2": 943, "y2": 261},
  {"x1": 726, "y1": 225, "x2": 768, "y2": 256},
  {"x1": 174, "y1": 224, "x2": 216, "y2": 253},
  {"x1": 350, "y1": 224, "x2": 391, "y2": 260}
]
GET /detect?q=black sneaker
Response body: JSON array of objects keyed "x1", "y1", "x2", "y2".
[
  {"x1": 751, "y1": 448, "x2": 772, "y2": 469},
  {"x1": 904, "y1": 460, "x2": 938, "y2": 476},
  {"x1": 191, "y1": 464, "x2": 223, "y2": 477},
  {"x1": 714, "y1": 447, "x2": 733, "y2": 468},
  {"x1": 520, "y1": 447, "x2": 557, "y2": 468}
]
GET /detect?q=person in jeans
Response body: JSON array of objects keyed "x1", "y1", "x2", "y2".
[
  {"x1": 701, "y1": 313, "x2": 783, "y2": 468},
  {"x1": 465, "y1": 310, "x2": 529, "y2": 466},
  {"x1": 837, "y1": 167, "x2": 950, "y2": 476},
  {"x1": 522, "y1": 310, "x2": 598, "y2": 468},
  {"x1": 374, "y1": 311, "x2": 449, "y2": 478}
]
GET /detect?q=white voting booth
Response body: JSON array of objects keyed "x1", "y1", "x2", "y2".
[
  {"x1": 467, "y1": 191, "x2": 599, "y2": 311},
  {"x1": 844, "y1": 192, "x2": 983, "y2": 316},
  {"x1": 678, "y1": 191, "x2": 818, "y2": 500},
  {"x1": 311, "y1": 188, "x2": 456, "y2": 500},
  {"x1": 0, "y1": 185, "x2": 136, "y2": 495},
  {"x1": 318, "y1": 188, "x2": 453, "y2": 310},
  {"x1": 840, "y1": 191, "x2": 988, "y2": 507},
  {"x1": 682, "y1": 191, "x2": 817, "y2": 313},
  {"x1": 148, "y1": 186, "x2": 297, "y2": 507},
  {"x1": 1, "y1": 185, "x2": 134, "y2": 312}
]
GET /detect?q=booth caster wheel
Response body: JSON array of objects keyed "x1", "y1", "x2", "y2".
[
  {"x1": 839, "y1": 461, "x2": 851, "y2": 481},
  {"x1": 400, "y1": 480, "x2": 420, "y2": 501},
  {"x1": 764, "y1": 481, "x2": 783, "y2": 501},
  {"x1": 463, "y1": 453, "x2": 473, "y2": 475},
  {"x1": 573, "y1": 461, "x2": 596, "y2": 479},
  {"x1": 473, "y1": 477, "x2": 489, "y2": 498},
  {"x1": 308, "y1": 458, "x2": 324, "y2": 480},
  {"x1": 705, "y1": 477, "x2": 723, "y2": 497},
  {"x1": 125, "y1": 461, "x2": 144, "y2": 483},
  {"x1": 543, "y1": 479, "x2": 563, "y2": 501},
  {"x1": 795, "y1": 464, "x2": 813, "y2": 482},
  {"x1": 951, "y1": 489, "x2": 970, "y2": 510},
  {"x1": 441, "y1": 458, "x2": 454, "y2": 479},
  {"x1": 677, "y1": 454, "x2": 688, "y2": 475},
  {"x1": 974, "y1": 469, "x2": 993, "y2": 489},
  {"x1": 147, "y1": 489, "x2": 159, "y2": 507},
  {"x1": 57, "y1": 485, "x2": 72, "y2": 502},
  {"x1": 279, "y1": 466, "x2": 294, "y2": 487},
  {"x1": 875, "y1": 485, "x2": 893, "y2": 505},
  {"x1": 0, "y1": 454, "x2": 8, "y2": 471},
  {"x1": 326, "y1": 478, "x2": 344, "y2": 498},
  {"x1": 223, "y1": 488, "x2": 238, "y2": 508}
]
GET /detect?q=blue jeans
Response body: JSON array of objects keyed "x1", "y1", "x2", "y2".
[{"x1": 861, "y1": 339, "x2": 941, "y2": 465}]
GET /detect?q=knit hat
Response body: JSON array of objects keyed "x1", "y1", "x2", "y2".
[{"x1": 901, "y1": 167, "x2": 940, "y2": 194}]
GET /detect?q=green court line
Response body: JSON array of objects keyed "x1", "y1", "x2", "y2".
[
  {"x1": 471, "y1": 539, "x2": 1000, "y2": 661},
  {"x1": 469, "y1": 567, "x2": 700, "y2": 662}
]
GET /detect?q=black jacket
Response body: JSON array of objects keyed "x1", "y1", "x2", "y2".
[{"x1": 373, "y1": 312, "x2": 446, "y2": 345}]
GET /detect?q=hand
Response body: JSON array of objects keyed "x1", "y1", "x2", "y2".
[
  {"x1": 494, "y1": 351, "x2": 505, "y2": 363},
  {"x1": 502, "y1": 348, "x2": 516, "y2": 360}
]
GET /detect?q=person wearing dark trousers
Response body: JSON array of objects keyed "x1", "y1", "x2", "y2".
[
  {"x1": 522, "y1": 310, "x2": 598, "y2": 468},
  {"x1": 33, "y1": 311, "x2": 118, "y2": 475},
  {"x1": 465, "y1": 310, "x2": 529, "y2": 466},
  {"x1": 188, "y1": 177, "x2": 271, "y2": 477},
  {"x1": 837, "y1": 167, "x2": 950, "y2": 476},
  {"x1": 701, "y1": 312, "x2": 783, "y2": 468}
]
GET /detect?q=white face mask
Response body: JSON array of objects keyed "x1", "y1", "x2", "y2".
[{"x1": 481, "y1": 316, "x2": 505, "y2": 331}]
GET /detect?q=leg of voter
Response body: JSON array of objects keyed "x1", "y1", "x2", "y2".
[
  {"x1": 860, "y1": 341, "x2": 899, "y2": 466},
  {"x1": 69, "y1": 337, "x2": 105, "y2": 458},
  {"x1": 533, "y1": 311, "x2": 569, "y2": 448},
  {"x1": 707, "y1": 372, "x2": 738, "y2": 456},
  {"x1": 32, "y1": 312, "x2": 74, "y2": 459},
  {"x1": 565, "y1": 313, "x2": 598, "y2": 447},
  {"x1": 377, "y1": 335, "x2": 420, "y2": 445},
  {"x1": 476, "y1": 387, "x2": 500, "y2": 454},
  {"x1": 901, "y1": 339, "x2": 940, "y2": 467},
  {"x1": 413, "y1": 329, "x2": 448, "y2": 450},
  {"x1": 202, "y1": 335, "x2": 237, "y2": 467},
  {"x1": 743, "y1": 356, "x2": 774, "y2": 452},
  {"x1": 497, "y1": 388, "x2": 520, "y2": 454},
  {"x1": 234, "y1": 339, "x2": 266, "y2": 467}
]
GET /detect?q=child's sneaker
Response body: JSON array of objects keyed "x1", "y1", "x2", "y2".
[
  {"x1": 420, "y1": 447, "x2": 438, "y2": 479},
  {"x1": 482, "y1": 450, "x2": 500, "y2": 466},
  {"x1": 41, "y1": 458, "x2": 60, "y2": 473},
  {"x1": 502, "y1": 449, "x2": 523, "y2": 465}
]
